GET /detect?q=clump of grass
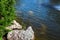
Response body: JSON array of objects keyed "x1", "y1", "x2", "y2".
[{"x1": 0, "y1": 0, "x2": 16, "y2": 40}]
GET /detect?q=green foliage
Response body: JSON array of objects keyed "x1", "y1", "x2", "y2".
[
  {"x1": 0, "y1": 36, "x2": 2, "y2": 40},
  {"x1": 0, "y1": 0, "x2": 15, "y2": 39}
]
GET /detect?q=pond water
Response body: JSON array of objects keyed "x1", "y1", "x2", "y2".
[{"x1": 15, "y1": 0, "x2": 60, "y2": 40}]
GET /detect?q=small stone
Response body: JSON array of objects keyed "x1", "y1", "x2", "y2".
[{"x1": 6, "y1": 20, "x2": 22, "y2": 30}]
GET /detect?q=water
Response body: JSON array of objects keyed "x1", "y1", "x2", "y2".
[{"x1": 15, "y1": 0, "x2": 60, "y2": 40}]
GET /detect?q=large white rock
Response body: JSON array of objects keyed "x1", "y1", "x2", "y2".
[
  {"x1": 6, "y1": 20, "x2": 22, "y2": 30},
  {"x1": 7, "y1": 26, "x2": 34, "y2": 40}
]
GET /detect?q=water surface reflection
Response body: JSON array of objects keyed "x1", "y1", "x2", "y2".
[{"x1": 15, "y1": 0, "x2": 60, "y2": 40}]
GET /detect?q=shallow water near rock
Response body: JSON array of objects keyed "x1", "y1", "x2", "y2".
[{"x1": 15, "y1": 0, "x2": 60, "y2": 40}]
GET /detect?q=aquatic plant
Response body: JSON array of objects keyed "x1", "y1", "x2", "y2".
[{"x1": 0, "y1": 0, "x2": 15, "y2": 40}]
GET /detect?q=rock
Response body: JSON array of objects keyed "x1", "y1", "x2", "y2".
[
  {"x1": 6, "y1": 20, "x2": 22, "y2": 30},
  {"x1": 25, "y1": 26, "x2": 34, "y2": 40},
  {"x1": 7, "y1": 26, "x2": 34, "y2": 40}
]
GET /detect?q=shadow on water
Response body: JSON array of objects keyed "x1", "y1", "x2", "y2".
[{"x1": 15, "y1": 0, "x2": 60, "y2": 40}]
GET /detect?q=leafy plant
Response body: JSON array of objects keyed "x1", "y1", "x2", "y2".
[{"x1": 0, "y1": 0, "x2": 15, "y2": 40}]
